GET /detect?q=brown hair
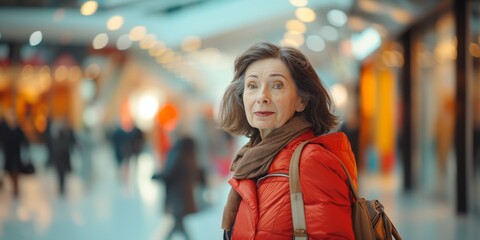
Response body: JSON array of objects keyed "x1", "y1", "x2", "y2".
[{"x1": 218, "y1": 42, "x2": 338, "y2": 138}]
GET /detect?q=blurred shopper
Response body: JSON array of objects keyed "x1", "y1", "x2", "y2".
[
  {"x1": 110, "y1": 122, "x2": 130, "y2": 169},
  {"x1": 109, "y1": 122, "x2": 145, "y2": 183},
  {"x1": 50, "y1": 118, "x2": 76, "y2": 196},
  {"x1": 76, "y1": 125, "x2": 95, "y2": 188},
  {"x1": 127, "y1": 125, "x2": 145, "y2": 164},
  {"x1": 152, "y1": 135, "x2": 201, "y2": 240},
  {"x1": 43, "y1": 114, "x2": 54, "y2": 168},
  {"x1": 433, "y1": 95, "x2": 455, "y2": 198},
  {"x1": 0, "y1": 109, "x2": 29, "y2": 197},
  {"x1": 218, "y1": 42, "x2": 357, "y2": 239}
]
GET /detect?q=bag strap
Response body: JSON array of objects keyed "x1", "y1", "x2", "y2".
[
  {"x1": 289, "y1": 140, "x2": 309, "y2": 240},
  {"x1": 289, "y1": 140, "x2": 361, "y2": 240}
]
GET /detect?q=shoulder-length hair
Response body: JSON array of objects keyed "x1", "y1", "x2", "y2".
[{"x1": 218, "y1": 42, "x2": 338, "y2": 138}]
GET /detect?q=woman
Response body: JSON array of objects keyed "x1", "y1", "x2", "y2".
[
  {"x1": 1, "y1": 109, "x2": 29, "y2": 197},
  {"x1": 152, "y1": 135, "x2": 201, "y2": 240},
  {"x1": 218, "y1": 42, "x2": 358, "y2": 239},
  {"x1": 50, "y1": 118, "x2": 76, "y2": 196}
]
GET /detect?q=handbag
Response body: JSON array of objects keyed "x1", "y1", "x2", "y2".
[{"x1": 289, "y1": 140, "x2": 402, "y2": 240}]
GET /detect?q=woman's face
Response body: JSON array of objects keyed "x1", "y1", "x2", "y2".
[{"x1": 243, "y1": 58, "x2": 306, "y2": 138}]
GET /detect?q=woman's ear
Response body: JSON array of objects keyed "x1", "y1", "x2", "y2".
[{"x1": 296, "y1": 97, "x2": 307, "y2": 112}]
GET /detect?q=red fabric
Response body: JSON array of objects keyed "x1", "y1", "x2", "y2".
[{"x1": 229, "y1": 131, "x2": 357, "y2": 240}]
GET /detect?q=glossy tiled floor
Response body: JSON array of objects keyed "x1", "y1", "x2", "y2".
[{"x1": 0, "y1": 141, "x2": 479, "y2": 240}]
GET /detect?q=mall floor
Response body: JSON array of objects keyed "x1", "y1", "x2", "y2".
[{"x1": 0, "y1": 140, "x2": 479, "y2": 240}]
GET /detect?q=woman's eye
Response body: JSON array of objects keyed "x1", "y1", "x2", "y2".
[
  {"x1": 273, "y1": 82, "x2": 284, "y2": 89},
  {"x1": 246, "y1": 83, "x2": 256, "y2": 89}
]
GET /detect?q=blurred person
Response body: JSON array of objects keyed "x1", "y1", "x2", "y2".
[
  {"x1": 127, "y1": 125, "x2": 145, "y2": 164},
  {"x1": 109, "y1": 121, "x2": 145, "y2": 184},
  {"x1": 110, "y1": 121, "x2": 130, "y2": 168},
  {"x1": 0, "y1": 109, "x2": 29, "y2": 197},
  {"x1": 433, "y1": 95, "x2": 455, "y2": 198},
  {"x1": 152, "y1": 134, "x2": 202, "y2": 240},
  {"x1": 50, "y1": 117, "x2": 76, "y2": 196},
  {"x1": 43, "y1": 114, "x2": 54, "y2": 168},
  {"x1": 218, "y1": 42, "x2": 357, "y2": 239},
  {"x1": 76, "y1": 124, "x2": 95, "y2": 188}
]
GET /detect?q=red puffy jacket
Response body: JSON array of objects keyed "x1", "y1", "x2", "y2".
[{"x1": 229, "y1": 130, "x2": 357, "y2": 240}]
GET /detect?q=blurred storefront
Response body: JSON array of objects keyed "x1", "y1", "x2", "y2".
[
  {"x1": 358, "y1": 42, "x2": 403, "y2": 175},
  {"x1": 357, "y1": 0, "x2": 479, "y2": 216}
]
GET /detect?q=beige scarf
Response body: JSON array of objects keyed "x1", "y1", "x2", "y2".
[{"x1": 221, "y1": 116, "x2": 312, "y2": 230}]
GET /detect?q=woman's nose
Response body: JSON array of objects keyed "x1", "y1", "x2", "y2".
[{"x1": 256, "y1": 86, "x2": 271, "y2": 103}]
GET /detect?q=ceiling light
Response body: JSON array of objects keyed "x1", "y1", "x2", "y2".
[
  {"x1": 283, "y1": 31, "x2": 304, "y2": 47},
  {"x1": 320, "y1": 26, "x2": 338, "y2": 41},
  {"x1": 85, "y1": 64, "x2": 100, "y2": 79},
  {"x1": 140, "y1": 34, "x2": 157, "y2": 49},
  {"x1": 182, "y1": 36, "x2": 202, "y2": 52},
  {"x1": 158, "y1": 49, "x2": 175, "y2": 64},
  {"x1": 107, "y1": 15, "x2": 124, "y2": 31},
  {"x1": 306, "y1": 35, "x2": 325, "y2": 52},
  {"x1": 286, "y1": 19, "x2": 306, "y2": 34},
  {"x1": 295, "y1": 8, "x2": 316, "y2": 23},
  {"x1": 327, "y1": 9, "x2": 347, "y2": 27},
  {"x1": 80, "y1": 1, "x2": 98, "y2": 16},
  {"x1": 117, "y1": 34, "x2": 132, "y2": 50},
  {"x1": 149, "y1": 42, "x2": 166, "y2": 56},
  {"x1": 129, "y1": 26, "x2": 146, "y2": 41},
  {"x1": 93, "y1": 33, "x2": 108, "y2": 49},
  {"x1": 289, "y1": 0, "x2": 308, "y2": 7},
  {"x1": 29, "y1": 31, "x2": 42, "y2": 46}
]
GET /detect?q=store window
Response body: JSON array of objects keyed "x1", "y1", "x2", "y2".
[
  {"x1": 412, "y1": 11, "x2": 456, "y2": 201},
  {"x1": 358, "y1": 42, "x2": 403, "y2": 175}
]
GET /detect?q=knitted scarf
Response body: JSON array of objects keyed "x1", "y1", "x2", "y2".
[{"x1": 221, "y1": 116, "x2": 312, "y2": 230}]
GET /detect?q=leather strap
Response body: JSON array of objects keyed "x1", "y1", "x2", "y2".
[
  {"x1": 289, "y1": 141, "x2": 310, "y2": 240},
  {"x1": 289, "y1": 140, "x2": 359, "y2": 239}
]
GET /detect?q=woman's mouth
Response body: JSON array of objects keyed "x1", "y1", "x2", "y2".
[{"x1": 254, "y1": 111, "x2": 274, "y2": 117}]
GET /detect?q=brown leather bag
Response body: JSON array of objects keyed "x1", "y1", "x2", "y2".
[
  {"x1": 352, "y1": 196, "x2": 402, "y2": 240},
  {"x1": 290, "y1": 141, "x2": 402, "y2": 240}
]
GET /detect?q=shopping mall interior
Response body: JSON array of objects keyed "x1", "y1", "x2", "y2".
[{"x1": 0, "y1": 0, "x2": 479, "y2": 239}]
